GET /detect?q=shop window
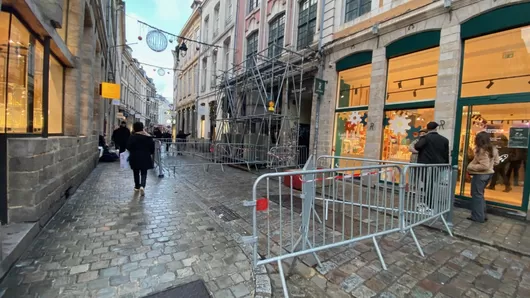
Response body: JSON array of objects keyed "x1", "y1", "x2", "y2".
[
  {"x1": 333, "y1": 110, "x2": 368, "y2": 168},
  {"x1": 457, "y1": 103, "x2": 530, "y2": 208},
  {"x1": 0, "y1": 12, "x2": 9, "y2": 132},
  {"x1": 5, "y1": 16, "x2": 44, "y2": 133},
  {"x1": 461, "y1": 26, "x2": 530, "y2": 98},
  {"x1": 386, "y1": 47, "x2": 439, "y2": 104},
  {"x1": 49, "y1": 55, "x2": 64, "y2": 133},
  {"x1": 382, "y1": 108, "x2": 435, "y2": 162},
  {"x1": 337, "y1": 64, "x2": 371, "y2": 108}
]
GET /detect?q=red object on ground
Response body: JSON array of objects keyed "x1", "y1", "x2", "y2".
[
  {"x1": 256, "y1": 198, "x2": 269, "y2": 211},
  {"x1": 283, "y1": 170, "x2": 303, "y2": 191}
]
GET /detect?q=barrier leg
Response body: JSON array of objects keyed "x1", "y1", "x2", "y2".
[
  {"x1": 278, "y1": 259, "x2": 290, "y2": 298},
  {"x1": 372, "y1": 237, "x2": 387, "y2": 270},
  {"x1": 409, "y1": 228, "x2": 425, "y2": 257},
  {"x1": 440, "y1": 215, "x2": 453, "y2": 237}
]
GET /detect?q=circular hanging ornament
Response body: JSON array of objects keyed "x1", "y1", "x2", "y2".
[
  {"x1": 157, "y1": 68, "x2": 166, "y2": 76},
  {"x1": 146, "y1": 30, "x2": 168, "y2": 52}
]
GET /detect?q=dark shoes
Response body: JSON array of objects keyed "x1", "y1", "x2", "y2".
[{"x1": 467, "y1": 217, "x2": 488, "y2": 223}]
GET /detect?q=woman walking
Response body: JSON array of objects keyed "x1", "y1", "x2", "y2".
[
  {"x1": 467, "y1": 132, "x2": 499, "y2": 222},
  {"x1": 127, "y1": 122, "x2": 155, "y2": 196}
]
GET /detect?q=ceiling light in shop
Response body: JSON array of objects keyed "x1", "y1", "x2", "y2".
[
  {"x1": 397, "y1": 81, "x2": 402, "y2": 89},
  {"x1": 486, "y1": 80, "x2": 494, "y2": 89}
]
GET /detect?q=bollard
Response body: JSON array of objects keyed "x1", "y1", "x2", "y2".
[{"x1": 447, "y1": 165, "x2": 458, "y2": 227}]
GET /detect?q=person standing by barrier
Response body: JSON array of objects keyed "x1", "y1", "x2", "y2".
[
  {"x1": 414, "y1": 122, "x2": 450, "y2": 212},
  {"x1": 112, "y1": 121, "x2": 131, "y2": 153},
  {"x1": 127, "y1": 122, "x2": 155, "y2": 196},
  {"x1": 176, "y1": 130, "x2": 190, "y2": 156},
  {"x1": 408, "y1": 129, "x2": 427, "y2": 193},
  {"x1": 467, "y1": 131, "x2": 499, "y2": 223}
]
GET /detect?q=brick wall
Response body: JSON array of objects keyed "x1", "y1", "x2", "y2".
[{"x1": 7, "y1": 136, "x2": 99, "y2": 224}]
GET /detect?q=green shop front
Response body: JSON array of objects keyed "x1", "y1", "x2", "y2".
[
  {"x1": 332, "y1": 2, "x2": 530, "y2": 217},
  {"x1": 453, "y1": 3, "x2": 530, "y2": 215}
]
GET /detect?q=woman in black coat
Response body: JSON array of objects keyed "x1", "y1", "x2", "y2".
[{"x1": 126, "y1": 122, "x2": 155, "y2": 196}]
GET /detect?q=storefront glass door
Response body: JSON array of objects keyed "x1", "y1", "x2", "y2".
[{"x1": 457, "y1": 102, "x2": 530, "y2": 209}]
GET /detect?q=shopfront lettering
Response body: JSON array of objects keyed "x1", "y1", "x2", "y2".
[
  {"x1": 369, "y1": 123, "x2": 375, "y2": 130},
  {"x1": 439, "y1": 120, "x2": 445, "y2": 129}
]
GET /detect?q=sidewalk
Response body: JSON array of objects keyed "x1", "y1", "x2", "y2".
[
  {"x1": 168, "y1": 161, "x2": 530, "y2": 297},
  {"x1": 0, "y1": 163, "x2": 254, "y2": 298}
]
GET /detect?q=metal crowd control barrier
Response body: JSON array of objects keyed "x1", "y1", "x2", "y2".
[
  {"x1": 153, "y1": 140, "x2": 164, "y2": 178},
  {"x1": 214, "y1": 143, "x2": 269, "y2": 171},
  {"x1": 245, "y1": 155, "x2": 455, "y2": 297},
  {"x1": 267, "y1": 145, "x2": 309, "y2": 171}
]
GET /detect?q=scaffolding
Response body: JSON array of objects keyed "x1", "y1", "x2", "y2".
[{"x1": 211, "y1": 44, "x2": 311, "y2": 168}]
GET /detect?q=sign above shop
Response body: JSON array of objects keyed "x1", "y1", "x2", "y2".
[
  {"x1": 314, "y1": 78, "x2": 327, "y2": 96},
  {"x1": 508, "y1": 127, "x2": 529, "y2": 148},
  {"x1": 100, "y1": 82, "x2": 121, "y2": 99}
]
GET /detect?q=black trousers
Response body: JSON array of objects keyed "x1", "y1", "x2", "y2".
[
  {"x1": 133, "y1": 169, "x2": 147, "y2": 189},
  {"x1": 119, "y1": 145, "x2": 127, "y2": 154}
]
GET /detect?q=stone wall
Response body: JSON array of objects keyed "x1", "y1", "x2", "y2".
[{"x1": 7, "y1": 136, "x2": 99, "y2": 224}]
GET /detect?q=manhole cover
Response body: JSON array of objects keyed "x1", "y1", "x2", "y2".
[{"x1": 210, "y1": 205, "x2": 241, "y2": 222}]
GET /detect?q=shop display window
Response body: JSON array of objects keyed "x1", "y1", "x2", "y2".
[
  {"x1": 333, "y1": 110, "x2": 368, "y2": 168},
  {"x1": 381, "y1": 108, "x2": 435, "y2": 181},
  {"x1": 337, "y1": 64, "x2": 371, "y2": 109},
  {"x1": 49, "y1": 55, "x2": 64, "y2": 133},
  {"x1": 0, "y1": 12, "x2": 9, "y2": 132},
  {"x1": 457, "y1": 103, "x2": 530, "y2": 207},
  {"x1": 386, "y1": 47, "x2": 439, "y2": 104},
  {"x1": 461, "y1": 25, "x2": 530, "y2": 98}
]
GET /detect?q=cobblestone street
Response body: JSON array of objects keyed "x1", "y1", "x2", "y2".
[
  {"x1": 3, "y1": 160, "x2": 530, "y2": 298},
  {"x1": 0, "y1": 163, "x2": 253, "y2": 298}
]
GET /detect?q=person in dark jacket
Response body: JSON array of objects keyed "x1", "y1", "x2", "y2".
[
  {"x1": 414, "y1": 121, "x2": 450, "y2": 212},
  {"x1": 414, "y1": 122, "x2": 450, "y2": 164},
  {"x1": 126, "y1": 122, "x2": 155, "y2": 196},
  {"x1": 112, "y1": 122, "x2": 131, "y2": 153},
  {"x1": 162, "y1": 129, "x2": 172, "y2": 152},
  {"x1": 175, "y1": 130, "x2": 191, "y2": 156}
]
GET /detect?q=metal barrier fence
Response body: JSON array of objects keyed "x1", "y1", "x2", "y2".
[
  {"x1": 245, "y1": 155, "x2": 455, "y2": 297},
  {"x1": 156, "y1": 139, "x2": 308, "y2": 174},
  {"x1": 267, "y1": 145, "x2": 309, "y2": 171},
  {"x1": 214, "y1": 143, "x2": 269, "y2": 171}
]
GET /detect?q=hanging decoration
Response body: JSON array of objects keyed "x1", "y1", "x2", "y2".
[
  {"x1": 406, "y1": 125, "x2": 422, "y2": 141},
  {"x1": 146, "y1": 30, "x2": 168, "y2": 52},
  {"x1": 360, "y1": 112, "x2": 368, "y2": 126},
  {"x1": 389, "y1": 115, "x2": 411, "y2": 135},
  {"x1": 348, "y1": 111, "x2": 363, "y2": 125},
  {"x1": 157, "y1": 68, "x2": 166, "y2": 76}
]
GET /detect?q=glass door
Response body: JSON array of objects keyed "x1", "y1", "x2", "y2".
[{"x1": 457, "y1": 102, "x2": 530, "y2": 210}]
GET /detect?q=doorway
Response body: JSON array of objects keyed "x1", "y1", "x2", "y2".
[{"x1": 455, "y1": 101, "x2": 530, "y2": 211}]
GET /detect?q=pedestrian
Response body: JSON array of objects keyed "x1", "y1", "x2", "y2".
[
  {"x1": 408, "y1": 129, "x2": 427, "y2": 193},
  {"x1": 176, "y1": 130, "x2": 191, "y2": 156},
  {"x1": 414, "y1": 122, "x2": 450, "y2": 213},
  {"x1": 112, "y1": 121, "x2": 131, "y2": 153},
  {"x1": 126, "y1": 122, "x2": 155, "y2": 196},
  {"x1": 466, "y1": 131, "x2": 499, "y2": 223},
  {"x1": 162, "y1": 129, "x2": 172, "y2": 152}
]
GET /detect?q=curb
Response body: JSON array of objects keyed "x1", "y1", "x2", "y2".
[{"x1": 424, "y1": 223, "x2": 530, "y2": 258}]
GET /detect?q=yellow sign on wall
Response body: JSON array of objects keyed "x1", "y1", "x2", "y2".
[{"x1": 100, "y1": 82, "x2": 121, "y2": 99}]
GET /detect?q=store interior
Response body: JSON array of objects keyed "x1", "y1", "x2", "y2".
[{"x1": 457, "y1": 103, "x2": 530, "y2": 207}]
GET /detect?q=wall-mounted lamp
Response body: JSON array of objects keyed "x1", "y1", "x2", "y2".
[
  {"x1": 444, "y1": 0, "x2": 452, "y2": 8},
  {"x1": 486, "y1": 80, "x2": 494, "y2": 89}
]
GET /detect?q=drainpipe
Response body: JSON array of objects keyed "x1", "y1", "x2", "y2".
[{"x1": 311, "y1": 0, "x2": 327, "y2": 159}]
